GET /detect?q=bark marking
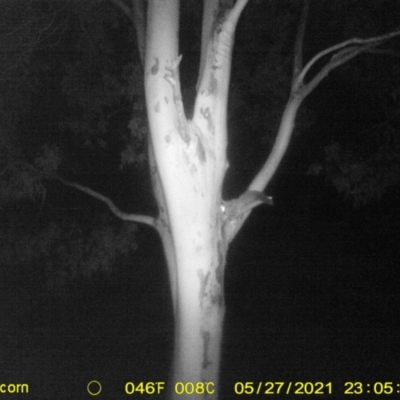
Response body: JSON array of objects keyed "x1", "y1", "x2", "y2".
[
  {"x1": 208, "y1": 73, "x2": 218, "y2": 94},
  {"x1": 197, "y1": 269, "x2": 210, "y2": 304},
  {"x1": 200, "y1": 107, "x2": 215, "y2": 135},
  {"x1": 164, "y1": 56, "x2": 191, "y2": 144},
  {"x1": 190, "y1": 164, "x2": 197, "y2": 175},
  {"x1": 150, "y1": 57, "x2": 159, "y2": 75},
  {"x1": 201, "y1": 330, "x2": 211, "y2": 370},
  {"x1": 196, "y1": 139, "x2": 206, "y2": 163}
]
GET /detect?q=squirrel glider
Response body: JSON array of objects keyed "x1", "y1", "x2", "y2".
[
  {"x1": 221, "y1": 190, "x2": 273, "y2": 222},
  {"x1": 220, "y1": 190, "x2": 273, "y2": 245}
]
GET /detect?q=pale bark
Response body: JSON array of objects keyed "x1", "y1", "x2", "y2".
[{"x1": 144, "y1": 1, "x2": 247, "y2": 398}]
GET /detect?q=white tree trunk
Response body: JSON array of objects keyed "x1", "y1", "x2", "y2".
[{"x1": 144, "y1": 1, "x2": 246, "y2": 398}]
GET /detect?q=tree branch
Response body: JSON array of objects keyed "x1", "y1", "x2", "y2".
[
  {"x1": 300, "y1": 41, "x2": 378, "y2": 98},
  {"x1": 226, "y1": 0, "x2": 248, "y2": 27},
  {"x1": 366, "y1": 48, "x2": 400, "y2": 58},
  {"x1": 247, "y1": 1, "x2": 310, "y2": 194},
  {"x1": 132, "y1": 0, "x2": 146, "y2": 64},
  {"x1": 233, "y1": 18, "x2": 400, "y2": 244},
  {"x1": 197, "y1": 0, "x2": 248, "y2": 90},
  {"x1": 197, "y1": 0, "x2": 217, "y2": 90},
  {"x1": 57, "y1": 177, "x2": 156, "y2": 228},
  {"x1": 109, "y1": 0, "x2": 145, "y2": 64},
  {"x1": 292, "y1": 0, "x2": 310, "y2": 82},
  {"x1": 248, "y1": 95, "x2": 302, "y2": 193},
  {"x1": 251, "y1": 29, "x2": 400, "y2": 195},
  {"x1": 109, "y1": 0, "x2": 132, "y2": 21},
  {"x1": 298, "y1": 30, "x2": 400, "y2": 86}
]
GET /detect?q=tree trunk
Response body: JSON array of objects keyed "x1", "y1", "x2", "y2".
[
  {"x1": 144, "y1": 1, "x2": 247, "y2": 398},
  {"x1": 166, "y1": 214, "x2": 226, "y2": 399}
]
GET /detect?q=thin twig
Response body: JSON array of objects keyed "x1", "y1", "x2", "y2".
[{"x1": 57, "y1": 176, "x2": 156, "y2": 228}]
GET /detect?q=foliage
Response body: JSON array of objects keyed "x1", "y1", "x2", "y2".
[
  {"x1": 309, "y1": 40, "x2": 400, "y2": 206},
  {"x1": 0, "y1": 1, "x2": 142, "y2": 293},
  {"x1": 0, "y1": 1, "x2": 66, "y2": 205},
  {"x1": 308, "y1": 88, "x2": 400, "y2": 207},
  {"x1": 1, "y1": 0, "x2": 147, "y2": 201},
  {"x1": 0, "y1": 211, "x2": 138, "y2": 296},
  {"x1": 120, "y1": 62, "x2": 148, "y2": 168},
  {"x1": 0, "y1": 143, "x2": 63, "y2": 205},
  {"x1": 0, "y1": 159, "x2": 44, "y2": 204},
  {"x1": 324, "y1": 125, "x2": 400, "y2": 207},
  {"x1": 59, "y1": 1, "x2": 147, "y2": 168}
]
